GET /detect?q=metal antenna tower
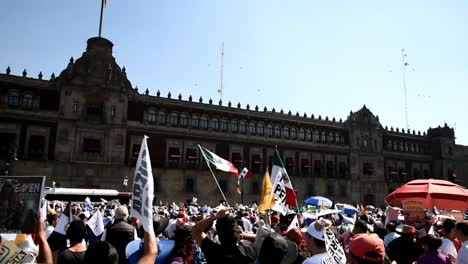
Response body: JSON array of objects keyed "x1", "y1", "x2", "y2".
[
  {"x1": 218, "y1": 42, "x2": 224, "y2": 102},
  {"x1": 401, "y1": 49, "x2": 409, "y2": 130}
]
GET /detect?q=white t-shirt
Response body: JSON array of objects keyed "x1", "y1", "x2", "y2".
[
  {"x1": 440, "y1": 237, "x2": 458, "y2": 260},
  {"x1": 303, "y1": 252, "x2": 334, "y2": 264},
  {"x1": 45, "y1": 225, "x2": 55, "y2": 239},
  {"x1": 456, "y1": 241, "x2": 468, "y2": 264}
]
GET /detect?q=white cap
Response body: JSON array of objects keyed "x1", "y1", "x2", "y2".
[{"x1": 302, "y1": 222, "x2": 326, "y2": 241}]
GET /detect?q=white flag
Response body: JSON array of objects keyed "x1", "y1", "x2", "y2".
[
  {"x1": 87, "y1": 210, "x2": 105, "y2": 236},
  {"x1": 40, "y1": 199, "x2": 48, "y2": 223},
  {"x1": 55, "y1": 213, "x2": 69, "y2": 235},
  {"x1": 287, "y1": 215, "x2": 299, "y2": 232},
  {"x1": 130, "y1": 136, "x2": 154, "y2": 234}
]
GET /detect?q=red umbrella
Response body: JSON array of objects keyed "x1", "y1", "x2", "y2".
[{"x1": 386, "y1": 179, "x2": 468, "y2": 211}]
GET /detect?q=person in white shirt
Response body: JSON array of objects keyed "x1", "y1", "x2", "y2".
[
  {"x1": 440, "y1": 219, "x2": 458, "y2": 262},
  {"x1": 383, "y1": 220, "x2": 400, "y2": 247},
  {"x1": 45, "y1": 211, "x2": 59, "y2": 239},
  {"x1": 302, "y1": 219, "x2": 334, "y2": 264},
  {"x1": 455, "y1": 221, "x2": 468, "y2": 264}
]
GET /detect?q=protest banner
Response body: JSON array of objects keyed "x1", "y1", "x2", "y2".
[
  {"x1": 130, "y1": 136, "x2": 154, "y2": 234},
  {"x1": 0, "y1": 239, "x2": 28, "y2": 264},
  {"x1": 324, "y1": 228, "x2": 346, "y2": 264},
  {"x1": 0, "y1": 176, "x2": 45, "y2": 233},
  {"x1": 402, "y1": 200, "x2": 425, "y2": 224}
]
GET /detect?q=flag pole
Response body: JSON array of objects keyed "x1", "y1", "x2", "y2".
[
  {"x1": 274, "y1": 146, "x2": 301, "y2": 212},
  {"x1": 241, "y1": 175, "x2": 244, "y2": 205},
  {"x1": 98, "y1": 0, "x2": 104, "y2": 37},
  {"x1": 198, "y1": 145, "x2": 229, "y2": 205}
]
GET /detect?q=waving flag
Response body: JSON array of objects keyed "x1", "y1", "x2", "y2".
[
  {"x1": 87, "y1": 210, "x2": 105, "y2": 236},
  {"x1": 270, "y1": 149, "x2": 297, "y2": 215},
  {"x1": 130, "y1": 136, "x2": 154, "y2": 234},
  {"x1": 239, "y1": 167, "x2": 252, "y2": 179},
  {"x1": 198, "y1": 145, "x2": 238, "y2": 175},
  {"x1": 257, "y1": 168, "x2": 274, "y2": 213}
]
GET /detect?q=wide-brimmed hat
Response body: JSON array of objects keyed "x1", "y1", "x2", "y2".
[{"x1": 396, "y1": 224, "x2": 416, "y2": 234}]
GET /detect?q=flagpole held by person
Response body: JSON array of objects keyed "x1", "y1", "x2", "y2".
[{"x1": 198, "y1": 144, "x2": 239, "y2": 206}]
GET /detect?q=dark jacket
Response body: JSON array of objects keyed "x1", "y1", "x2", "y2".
[{"x1": 105, "y1": 219, "x2": 135, "y2": 264}]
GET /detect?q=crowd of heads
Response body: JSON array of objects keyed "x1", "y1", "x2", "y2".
[{"x1": 2, "y1": 197, "x2": 467, "y2": 264}]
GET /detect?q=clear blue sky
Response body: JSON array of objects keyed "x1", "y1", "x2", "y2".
[{"x1": 2, "y1": 0, "x2": 467, "y2": 144}]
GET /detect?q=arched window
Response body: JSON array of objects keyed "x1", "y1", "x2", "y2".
[
  {"x1": 148, "y1": 109, "x2": 156, "y2": 123},
  {"x1": 321, "y1": 131, "x2": 326, "y2": 142},
  {"x1": 393, "y1": 141, "x2": 398, "y2": 151},
  {"x1": 170, "y1": 113, "x2": 178, "y2": 126},
  {"x1": 274, "y1": 125, "x2": 281, "y2": 137},
  {"x1": 258, "y1": 123, "x2": 264, "y2": 136},
  {"x1": 210, "y1": 118, "x2": 219, "y2": 130},
  {"x1": 410, "y1": 143, "x2": 414, "y2": 152},
  {"x1": 291, "y1": 128, "x2": 297, "y2": 140},
  {"x1": 415, "y1": 144, "x2": 419, "y2": 153},
  {"x1": 158, "y1": 111, "x2": 166, "y2": 125},
  {"x1": 231, "y1": 121, "x2": 238, "y2": 132},
  {"x1": 299, "y1": 129, "x2": 305, "y2": 140},
  {"x1": 249, "y1": 122, "x2": 256, "y2": 135},
  {"x1": 399, "y1": 142, "x2": 403, "y2": 151},
  {"x1": 328, "y1": 132, "x2": 334, "y2": 143},
  {"x1": 201, "y1": 116, "x2": 208, "y2": 129},
  {"x1": 240, "y1": 121, "x2": 247, "y2": 134},
  {"x1": 191, "y1": 115, "x2": 199, "y2": 128},
  {"x1": 306, "y1": 129, "x2": 312, "y2": 141},
  {"x1": 387, "y1": 140, "x2": 392, "y2": 150},
  {"x1": 335, "y1": 133, "x2": 340, "y2": 144},
  {"x1": 404, "y1": 142, "x2": 408, "y2": 152},
  {"x1": 220, "y1": 119, "x2": 228, "y2": 131},
  {"x1": 267, "y1": 125, "x2": 273, "y2": 137},
  {"x1": 314, "y1": 130, "x2": 320, "y2": 142},
  {"x1": 283, "y1": 127, "x2": 290, "y2": 138},
  {"x1": 180, "y1": 114, "x2": 188, "y2": 127},
  {"x1": 7, "y1": 91, "x2": 19, "y2": 106},
  {"x1": 21, "y1": 93, "x2": 33, "y2": 108}
]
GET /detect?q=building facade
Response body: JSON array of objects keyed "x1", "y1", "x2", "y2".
[{"x1": 0, "y1": 37, "x2": 466, "y2": 206}]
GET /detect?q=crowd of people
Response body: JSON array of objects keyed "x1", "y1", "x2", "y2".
[{"x1": 1, "y1": 199, "x2": 467, "y2": 264}]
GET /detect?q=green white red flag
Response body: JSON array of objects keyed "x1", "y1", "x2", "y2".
[
  {"x1": 270, "y1": 148, "x2": 297, "y2": 215},
  {"x1": 198, "y1": 145, "x2": 239, "y2": 175}
]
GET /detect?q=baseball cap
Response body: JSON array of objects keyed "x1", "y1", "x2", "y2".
[
  {"x1": 348, "y1": 233, "x2": 385, "y2": 262},
  {"x1": 115, "y1": 205, "x2": 129, "y2": 220},
  {"x1": 302, "y1": 222, "x2": 326, "y2": 241}
]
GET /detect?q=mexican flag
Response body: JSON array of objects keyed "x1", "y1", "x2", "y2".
[
  {"x1": 198, "y1": 145, "x2": 239, "y2": 175},
  {"x1": 270, "y1": 148, "x2": 297, "y2": 214}
]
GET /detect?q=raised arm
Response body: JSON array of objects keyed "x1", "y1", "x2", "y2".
[
  {"x1": 137, "y1": 230, "x2": 158, "y2": 264},
  {"x1": 36, "y1": 214, "x2": 53, "y2": 264}
]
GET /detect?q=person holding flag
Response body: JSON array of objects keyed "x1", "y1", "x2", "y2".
[{"x1": 128, "y1": 136, "x2": 158, "y2": 264}]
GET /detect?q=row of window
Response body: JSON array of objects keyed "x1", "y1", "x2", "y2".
[
  {"x1": 131, "y1": 145, "x2": 349, "y2": 177},
  {"x1": 157, "y1": 177, "x2": 347, "y2": 198},
  {"x1": 146, "y1": 110, "x2": 345, "y2": 144},
  {"x1": 385, "y1": 139, "x2": 428, "y2": 153},
  {"x1": 386, "y1": 166, "x2": 430, "y2": 183},
  {"x1": 7, "y1": 91, "x2": 33, "y2": 108},
  {"x1": 0, "y1": 133, "x2": 46, "y2": 160}
]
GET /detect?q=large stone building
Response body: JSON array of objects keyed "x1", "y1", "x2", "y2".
[{"x1": 1, "y1": 37, "x2": 466, "y2": 206}]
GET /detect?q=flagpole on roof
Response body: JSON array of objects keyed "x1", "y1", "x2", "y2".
[
  {"x1": 98, "y1": 0, "x2": 105, "y2": 37},
  {"x1": 198, "y1": 144, "x2": 229, "y2": 206}
]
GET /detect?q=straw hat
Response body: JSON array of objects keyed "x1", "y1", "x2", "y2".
[{"x1": 396, "y1": 224, "x2": 415, "y2": 234}]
